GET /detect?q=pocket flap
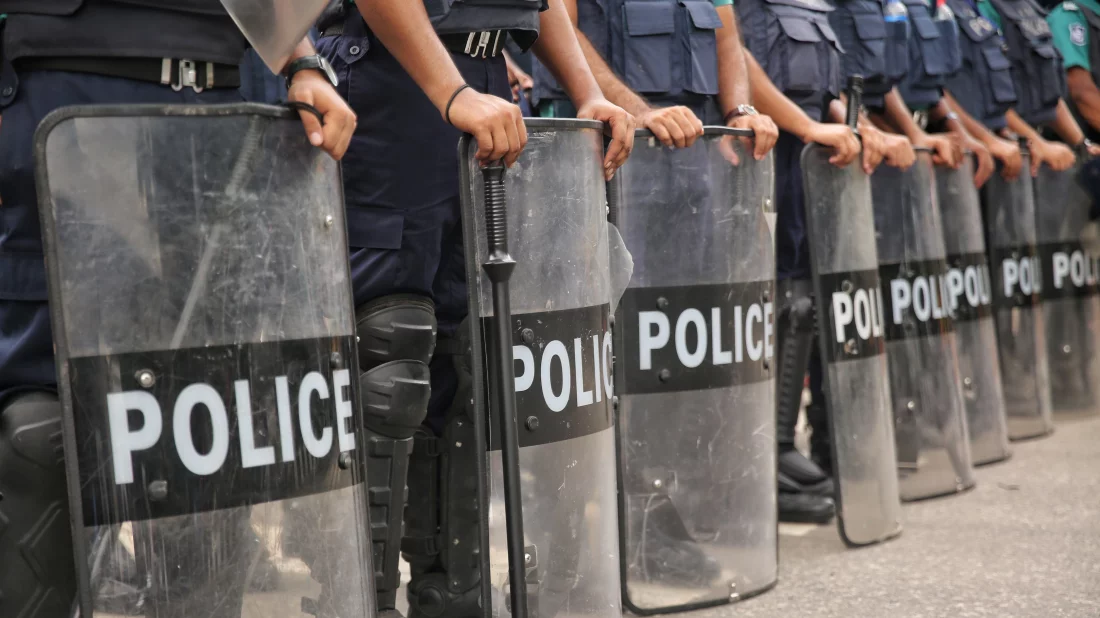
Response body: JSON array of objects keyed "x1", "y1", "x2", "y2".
[
  {"x1": 624, "y1": 1, "x2": 677, "y2": 35},
  {"x1": 346, "y1": 207, "x2": 404, "y2": 250},
  {"x1": 777, "y1": 14, "x2": 824, "y2": 42},
  {"x1": 959, "y1": 15, "x2": 997, "y2": 42},
  {"x1": 682, "y1": 0, "x2": 724, "y2": 29},
  {"x1": 1033, "y1": 44, "x2": 1058, "y2": 58},
  {"x1": 852, "y1": 12, "x2": 887, "y2": 39},
  {"x1": 911, "y1": 14, "x2": 941, "y2": 39},
  {"x1": 981, "y1": 45, "x2": 1013, "y2": 71}
]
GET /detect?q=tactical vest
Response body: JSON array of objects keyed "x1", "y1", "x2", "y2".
[
  {"x1": 944, "y1": 0, "x2": 1017, "y2": 129},
  {"x1": 987, "y1": 0, "x2": 1066, "y2": 125},
  {"x1": 533, "y1": 0, "x2": 722, "y2": 110},
  {"x1": 1068, "y1": 0, "x2": 1100, "y2": 140},
  {"x1": 829, "y1": 0, "x2": 911, "y2": 108},
  {"x1": 425, "y1": 0, "x2": 543, "y2": 48},
  {"x1": 898, "y1": 0, "x2": 962, "y2": 108},
  {"x1": 0, "y1": 0, "x2": 225, "y2": 14},
  {"x1": 737, "y1": 0, "x2": 842, "y2": 121},
  {"x1": 1, "y1": 0, "x2": 245, "y2": 65}
]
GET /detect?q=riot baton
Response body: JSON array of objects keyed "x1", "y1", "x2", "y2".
[
  {"x1": 480, "y1": 161, "x2": 529, "y2": 618},
  {"x1": 846, "y1": 75, "x2": 863, "y2": 132}
]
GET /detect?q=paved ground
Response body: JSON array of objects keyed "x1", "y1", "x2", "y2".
[{"x1": 692, "y1": 412, "x2": 1100, "y2": 618}]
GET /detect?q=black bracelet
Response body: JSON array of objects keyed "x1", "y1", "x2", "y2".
[{"x1": 445, "y1": 83, "x2": 471, "y2": 126}]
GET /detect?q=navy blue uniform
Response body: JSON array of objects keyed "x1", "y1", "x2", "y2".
[
  {"x1": 317, "y1": 19, "x2": 511, "y2": 423},
  {"x1": 0, "y1": 71, "x2": 243, "y2": 406}
]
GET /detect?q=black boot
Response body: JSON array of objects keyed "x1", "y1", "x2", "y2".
[
  {"x1": 807, "y1": 401, "x2": 833, "y2": 477},
  {"x1": 778, "y1": 472, "x2": 836, "y2": 524},
  {"x1": 632, "y1": 495, "x2": 722, "y2": 586}
]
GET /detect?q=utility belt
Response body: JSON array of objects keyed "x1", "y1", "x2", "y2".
[
  {"x1": 320, "y1": 2, "x2": 507, "y2": 59},
  {"x1": 14, "y1": 56, "x2": 240, "y2": 91}
]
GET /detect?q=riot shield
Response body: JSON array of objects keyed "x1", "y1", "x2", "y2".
[
  {"x1": 801, "y1": 144, "x2": 903, "y2": 547},
  {"x1": 611, "y1": 129, "x2": 776, "y2": 613},
  {"x1": 1034, "y1": 163, "x2": 1100, "y2": 417},
  {"x1": 982, "y1": 155, "x2": 1055, "y2": 440},
  {"x1": 459, "y1": 119, "x2": 621, "y2": 617},
  {"x1": 220, "y1": 0, "x2": 330, "y2": 72},
  {"x1": 935, "y1": 158, "x2": 1011, "y2": 465},
  {"x1": 871, "y1": 151, "x2": 975, "y2": 500},
  {"x1": 35, "y1": 104, "x2": 376, "y2": 618}
]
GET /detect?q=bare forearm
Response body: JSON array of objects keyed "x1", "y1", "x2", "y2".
[
  {"x1": 288, "y1": 38, "x2": 318, "y2": 65},
  {"x1": 943, "y1": 90, "x2": 1000, "y2": 145},
  {"x1": 358, "y1": 0, "x2": 465, "y2": 111},
  {"x1": 928, "y1": 97, "x2": 967, "y2": 135},
  {"x1": 715, "y1": 6, "x2": 751, "y2": 118},
  {"x1": 746, "y1": 53, "x2": 814, "y2": 139},
  {"x1": 574, "y1": 31, "x2": 650, "y2": 116},
  {"x1": 827, "y1": 96, "x2": 846, "y2": 124},
  {"x1": 1068, "y1": 68, "x2": 1100, "y2": 132},
  {"x1": 531, "y1": 0, "x2": 603, "y2": 107},
  {"x1": 1049, "y1": 98, "x2": 1086, "y2": 144},
  {"x1": 882, "y1": 89, "x2": 924, "y2": 140},
  {"x1": 1005, "y1": 108, "x2": 1042, "y2": 141}
]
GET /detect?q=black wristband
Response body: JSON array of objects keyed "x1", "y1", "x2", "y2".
[{"x1": 445, "y1": 84, "x2": 471, "y2": 126}]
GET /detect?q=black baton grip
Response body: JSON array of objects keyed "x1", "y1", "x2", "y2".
[
  {"x1": 483, "y1": 161, "x2": 509, "y2": 255},
  {"x1": 606, "y1": 174, "x2": 622, "y2": 226},
  {"x1": 845, "y1": 75, "x2": 864, "y2": 132}
]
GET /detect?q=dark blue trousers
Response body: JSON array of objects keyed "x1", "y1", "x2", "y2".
[
  {"x1": 0, "y1": 70, "x2": 243, "y2": 406},
  {"x1": 317, "y1": 25, "x2": 511, "y2": 426}
]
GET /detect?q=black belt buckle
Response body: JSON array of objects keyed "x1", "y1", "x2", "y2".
[{"x1": 464, "y1": 30, "x2": 504, "y2": 58}]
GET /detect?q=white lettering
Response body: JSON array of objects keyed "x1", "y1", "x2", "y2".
[
  {"x1": 298, "y1": 372, "x2": 333, "y2": 459},
  {"x1": 174, "y1": 383, "x2": 230, "y2": 476},
  {"x1": 107, "y1": 391, "x2": 163, "y2": 485},
  {"x1": 638, "y1": 311, "x2": 670, "y2": 371}
]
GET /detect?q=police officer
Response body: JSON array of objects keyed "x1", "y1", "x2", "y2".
[
  {"x1": 315, "y1": 1, "x2": 634, "y2": 616},
  {"x1": 0, "y1": 3, "x2": 356, "y2": 614},
  {"x1": 531, "y1": 0, "x2": 779, "y2": 152},
  {"x1": 1049, "y1": 0, "x2": 1100, "y2": 141}
]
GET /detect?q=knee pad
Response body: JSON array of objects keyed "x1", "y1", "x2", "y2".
[
  {"x1": 354, "y1": 294, "x2": 436, "y2": 610},
  {"x1": 775, "y1": 279, "x2": 816, "y2": 443},
  {"x1": 0, "y1": 391, "x2": 76, "y2": 617}
]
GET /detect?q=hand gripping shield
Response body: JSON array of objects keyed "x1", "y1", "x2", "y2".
[
  {"x1": 459, "y1": 119, "x2": 622, "y2": 617},
  {"x1": 935, "y1": 157, "x2": 1011, "y2": 465},
  {"x1": 1033, "y1": 163, "x2": 1100, "y2": 417},
  {"x1": 35, "y1": 104, "x2": 376, "y2": 618},
  {"x1": 611, "y1": 129, "x2": 777, "y2": 614},
  {"x1": 801, "y1": 143, "x2": 902, "y2": 546},
  {"x1": 982, "y1": 154, "x2": 1055, "y2": 440},
  {"x1": 871, "y1": 151, "x2": 975, "y2": 500}
]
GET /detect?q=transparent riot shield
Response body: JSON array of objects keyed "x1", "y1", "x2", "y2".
[
  {"x1": 220, "y1": 0, "x2": 331, "y2": 72},
  {"x1": 1034, "y1": 163, "x2": 1100, "y2": 417},
  {"x1": 611, "y1": 129, "x2": 776, "y2": 613},
  {"x1": 459, "y1": 119, "x2": 621, "y2": 617},
  {"x1": 935, "y1": 157, "x2": 1011, "y2": 465},
  {"x1": 871, "y1": 151, "x2": 975, "y2": 500},
  {"x1": 801, "y1": 144, "x2": 903, "y2": 547},
  {"x1": 982, "y1": 155, "x2": 1055, "y2": 440},
  {"x1": 35, "y1": 104, "x2": 375, "y2": 618}
]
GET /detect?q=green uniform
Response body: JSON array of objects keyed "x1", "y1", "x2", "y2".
[
  {"x1": 977, "y1": 0, "x2": 1004, "y2": 30},
  {"x1": 1048, "y1": 0, "x2": 1100, "y2": 70}
]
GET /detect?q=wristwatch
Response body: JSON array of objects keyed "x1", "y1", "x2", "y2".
[
  {"x1": 284, "y1": 55, "x2": 339, "y2": 90},
  {"x1": 724, "y1": 104, "x2": 759, "y2": 125}
]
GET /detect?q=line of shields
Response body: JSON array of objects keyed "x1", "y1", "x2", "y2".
[{"x1": 35, "y1": 102, "x2": 1099, "y2": 618}]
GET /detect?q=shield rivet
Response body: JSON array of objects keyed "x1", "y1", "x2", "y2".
[
  {"x1": 455, "y1": 441, "x2": 463, "y2": 448},
  {"x1": 844, "y1": 339, "x2": 858, "y2": 355},
  {"x1": 906, "y1": 401, "x2": 916, "y2": 410},
  {"x1": 765, "y1": 198, "x2": 773, "y2": 208},
  {"x1": 658, "y1": 369, "x2": 671, "y2": 382},
  {"x1": 652, "y1": 479, "x2": 663, "y2": 489},
  {"x1": 148, "y1": 480, "x2": 168, "y2": 502},
  {"x1": 454, "y1": 538, "x2": 460, "y2": 546},
  {"x1": 762, "y1": 359, "x2": 771, "y2": 371},
  {"x1": 521, "y1": 328, "x2": 535, "y2": 344},
  {"x1": 330, "y1": 352, "x2": 343, "y2": 368},
  {"x1": 841, "y1": 280, "x2": 854, "y2": 294},
  {"x1": 524, "y1": 553, "x2": 532, "y2": 564},
  {"x1": 762, "y1": 290, "x2": 770, "y2": 303},
  {"x1": 656, "y1": 297, "x2": 669, "y2": 310},
  {"x1": 324, "y1": 215, "x2": 334, "y2": 228},
  {"x1": 526, "y1": 416, "x2": 540, "y2": 431},
  {"x1": 963, "y1": 377, "x2": 973, "y2": 387},
  {"x1": 136, "y1": 370, "x2": 156, "y2": 389},
  {"x1": 338, "y1": 452, "x2": 352, "y2": 470},
  {"x1": 1063, "y1": 344, "x2": 1072, "y2": 354}
]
